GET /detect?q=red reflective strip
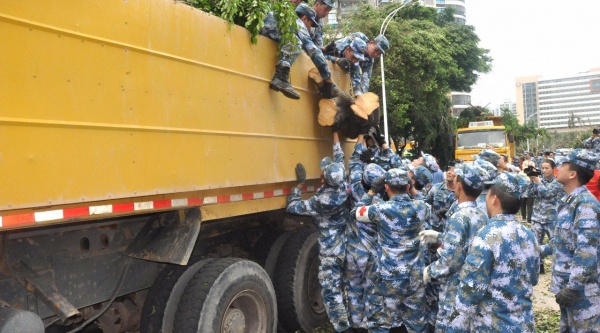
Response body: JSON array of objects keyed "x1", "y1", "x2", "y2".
[
  {"x1": 301, "y1": 186, "x2": 307, "y2": 192},
  {"x1": 264, "y1": 190, "x2": 274, "y2": 198},
  {"x1": 188, "y1": 197, "x2": 203, "y2": 205},
  {"x1": 242, "y1": 193, "x2": 254, "y2": 201},
  {"x1": 63, "y1": 207, "x2": 90, "y2": 218},
  {"x1": 283, "y1": 188, "x2": 291, "y2": 195},
  {"x1": 113, "y1": 203, "x2": 134, "y2": 213},
  {"x1": 217, "y1": 196, "x2": 230, "y2": 203},
  {"x1": 153, "y1": 200, "x2": 171, "y2": 209},
  {"x1": 3, "y1": 213, "x2": 35, "y2": 227}
]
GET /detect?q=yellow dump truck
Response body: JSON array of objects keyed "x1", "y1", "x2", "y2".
[
  {"x1": 0, "y1": 1, "x2": 353, "y2": 332},
  {"x1": 455, "y1": 116, "x2": 516, "y2": 162}
]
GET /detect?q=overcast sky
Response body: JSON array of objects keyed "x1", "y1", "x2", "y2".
[{"x1": 466, "y1": 0, "x2": 600, "y2": 108}]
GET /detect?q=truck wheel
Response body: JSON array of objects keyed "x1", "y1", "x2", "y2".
[
  {"x1": 273, "y1": 229, "x2": 327, "y2": 333},
  {"x1": 140, "y1": 257, "x2": 214, "y2": 333},
  {"x1": 264, "y1": 231, "x2": 293, "y2": 280},
  {"x1": 252, "y1": 229, "x2": 284, "y2": 267},
  {"x1": 173, "y1": 258, "x2": 277, "y2": 333}
]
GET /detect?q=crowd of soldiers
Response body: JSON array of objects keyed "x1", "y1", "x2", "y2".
[{"x1": 285, "y1": 127, "x2": 600, "y2": 333}]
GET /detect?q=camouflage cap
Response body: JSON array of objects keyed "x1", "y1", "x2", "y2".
[
  {"x1": 363, "y1": 163, "x2": 386, "y2": 186},
  {"x1": 474, "y1": 159, "x2": 498, "y2": 180},
  {"x1": 296, "y1": 3, "x2": 320, "y2": 28},
  {"x1": 351, "y1": 31, "x2": 370, "y2": 44},
  {"x1": 349, "y1": 37, "x2": 367, "y2": 61},
  {"x1": 487, "y1": 172, "x2": 521, "y2": 198},
  {"x1": 320, "y1": 0, "x2": 337, "y2": 9},
  {"x1": 320, "y1": 156, "x2": 333, "y2": 171},
  {"x1": 478, "y1": 149, "x2": 501, "y2": 167},
  {"x1": 454, "y1": 162, "x2": 488, "y2": 191},
  {"x1": 413, "y1": 165, "x2": 433, "y2": 187},
  {"x1": 421, "y1": 152, "x2": 439, "y2": 173},
  {"x1": 374, "y1": 34, "x2": 390, "y2": 54},
  {"x1": 385, "y1": 168, "x2": 411, "y2": 187},
  {"x1": 562, "y1": 148, "x2": 599, "y2": 171},
  {"x1": 323, "y1": 162, "x2": 345, "y2": 187}
]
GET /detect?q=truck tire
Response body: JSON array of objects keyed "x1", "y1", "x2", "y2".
[
  {"x1": 273, "y1": 229, "x2": 327, "y2": 333},
  {"x1": 253, "y1": 229, "x2": 284, "y2": 267},
  {"x1": 173, "y1": 258, "x2": 277, "y2": 333},
  {"x1": 264, "y1": 231, "x2": 293, "y2": 280},
  {"x1": 140, "y1": 257, "x2": 214, "y2": 333}
]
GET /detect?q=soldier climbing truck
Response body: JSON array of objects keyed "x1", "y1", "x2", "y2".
[{"x1": 0, "y1": 1, "x2": 354, "y2": 332}]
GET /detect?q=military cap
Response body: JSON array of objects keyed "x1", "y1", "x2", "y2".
[
  {"x1": 296, "y1": 3, "x2": 320, "y2": 28},
  {"x1": 320, "y1": 156, "x2": 333, "y2": 170},
  {"x1": 474, "y1": 158, "x2": 498, "y2": 180},
  {"x1": 351, "y1": 32, "x2": 370, "y2": 44},
  {"x1": 562, "y1": 148, "x2": 599, "y2": 171},
  {"x1": 478, "y1": 149, "x2": 501, "y2": 167},
  {"x1": 323, "y1": 162, "x2": 345, "y2": 187},
  {"x1": 544, "y1": 148, "x2": 552, "y2": 154},
  {"x1": 350, "y1": 37, "x2": 367, "y2": 61},
  {"x1": 374, "y1": 34, "x2": 390, "y2": 54},
  {"x1": 319, "y1": 0, "x2": 337, "y2": 9},
  {"x1": 363, "y1": 163, "x2": 386, "y2": 186},
  {"x1": 413, "y1": 165, "x2": 433, "y2": 187},
  {"x1": 486, "y1": 172, "x2": 521, "y2": 198},
  {"x1": 385, "y1": 168, "x2": 411, "y2": 186},
  {"x1": 454, "y1": 162, "x2": 488, "y2": 191},
  {"x1": 421, "y1": 152, "x2": 439, "y2": 173}
]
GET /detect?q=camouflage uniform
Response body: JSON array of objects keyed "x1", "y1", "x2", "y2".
[
  {"x1": 286, "y1": 144, "x2": 350, "y2": 332},
  {"x1": 352, "y1": 169, "x2": 429, "y2": 333},
  {"x1": 260, "y1": 12, "x2": 331, "y2": 80},
  {"x1": 473, "y1": 159, "x2": 497, "y2": 212},
  {"x1": 583, "y1": 136, "x2": 600, "y2": 152},
  {"x1": 446, "y1": 173, "x2": 540, "y2": 333},
  {"x1": 541, "y1": 183, "x2": 600, "y2": 333},
  {"x1": 426, "y1": 181, "x2": 456, "y2": 232},
  {"x1": 346, "y1": 145, "x2": 384, "y2": 328},
  {"x1": 528, "y1": 175, "x2": 565, "y2": 244}
]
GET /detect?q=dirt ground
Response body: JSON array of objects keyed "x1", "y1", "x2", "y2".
[{"x1": 532, "y1": 259, "x2": 560, "y2": 312}]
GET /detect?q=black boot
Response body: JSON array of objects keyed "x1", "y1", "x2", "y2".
[
  {"x1": 269, "y1": 65, "x2": 300, "y2": 99},
  {"x1": 540, "y1": 262, "x2": 545, "y2": 274}
]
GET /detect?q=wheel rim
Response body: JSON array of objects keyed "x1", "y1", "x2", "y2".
[
  {"x1": 307, "y1": 256, "x2": 325, "y2": 314},
  {"x1": 221, "y1": 290, "x2": 267, "y2": 333}
]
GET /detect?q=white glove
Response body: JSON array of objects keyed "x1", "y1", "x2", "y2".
[
  {"x1": 419, "y1": 230, "x2": 440, "y2": 246},
  {"x1": 423, "y1": 266, "x2": 432, "y2": 284}
]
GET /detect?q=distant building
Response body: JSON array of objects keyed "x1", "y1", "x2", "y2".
[
  {"x1": 516, "y1": 69, "x2": 600, "y2": 129},
  {"x1": 494, "y1": 100, "x2": 517, "y2": 117}
]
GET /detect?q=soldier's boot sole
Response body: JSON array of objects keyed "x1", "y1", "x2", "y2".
[{"x1": 269, "y1": 78, "x2": 300, "y2": 100}]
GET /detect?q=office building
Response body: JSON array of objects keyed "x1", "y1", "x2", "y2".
[{"x1": 516, "y1": 69, "x2": 600, "y2": 130}]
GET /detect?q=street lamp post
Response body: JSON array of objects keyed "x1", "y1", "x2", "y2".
[
  {"x1": 379, "y1": 0, "x2": 416, "y2": 141},
  {"x1": 524, "y1": 113, "x2": 536, "y2": 152}
]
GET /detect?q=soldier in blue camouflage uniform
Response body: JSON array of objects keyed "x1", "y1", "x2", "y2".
[
  {"x1": 426, "y1": 163, "x2": 458, "y2": 232},
  {"x1": 286, "y1": 132, "x2": 351, "y2": 333},
  {"x1": 408, "y1": 165, "x2": 433, "y2": 202},
  {"x1": 323, "y1": 32, "x2": 389, "y2": 96},
  {"x1": 322, "y1": 36, "x2": 367, "y2": 73},
  {"x1": 539, "y1": 149, "x2": 600, "y2": 333},
  {"x1": 260, "y1": 3, "x2": 334, "y2": 100},
  {"x1": 421, "y1": 163, "x2": 490, "y2": 332},
  {"x1": 527, "y1": 159, "x2": 565, "y2": 246},
  {"x1": 346, "y1": 134, "x2": 385, "y2": 330},
  {"x1": 583, "y1": 128, "x2": 600, "y2": 152},
  {"x1": 352, "y1": 169, "x2": 429, "y2": 333},
  {"x1": 446, "y1": 172, "x2": 540, "y2": 333},
  {"x1": 312, "y1": 0, "x2": 335, "y2": 49}
]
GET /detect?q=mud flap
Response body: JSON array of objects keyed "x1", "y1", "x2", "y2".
[{"x1": 125, "y1": 208, "x2": 201, "y2": 266}]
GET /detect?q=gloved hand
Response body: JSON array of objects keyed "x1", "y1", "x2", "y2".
[
  {"x1": 360, "y1": 150, "x2": 375, "y2": 163},
  {"x1": 555, "y1": 288, "x2": 581, "y2": 307},
  {"x1": 370, "y1": 176, "x2": 386, "y2": 194},
  {"x1": 423, "y1": 266, "x2": 432, "y2": 284},
  {"x1": 295, "y1": 163, "x2": 306, "y2": 184},
  {"x1": 373, "y1": 126, "x2": 386, "y2": 146},
  {"x1": 319, "y1": 81, "x2": 334, "y2": 99},
  {"x1": 436, "y1": 209, "x2": 448, "y2": 220},
  {"x1": 322, "y1": 41, "x2": 336, "y2": 54},
  {"x1": 336, "y1": 58, "x2": 352, "y2": 71},
  {"x1": 419, "y1": 230, "x2": 440, "y2": 247}
]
